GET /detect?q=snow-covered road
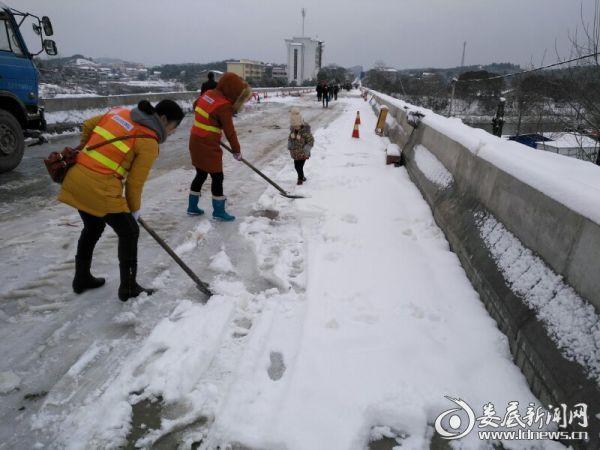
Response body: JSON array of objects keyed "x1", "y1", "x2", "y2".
[{"x1": 0, "y1": 93, "x2": 562, "y2": 449}]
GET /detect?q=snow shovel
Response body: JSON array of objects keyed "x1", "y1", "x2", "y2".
[
  {"x1": 138, "y1": 217, "x2": 213, "y2": 298},
  {"x1": 220, "y1": 141, "x2": 306, "y2": 199}
]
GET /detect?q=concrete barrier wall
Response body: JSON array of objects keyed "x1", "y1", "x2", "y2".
[
  {"x1": 367, "y1": 89, "x2": 600, "y2": 447},
  {"x1": 370, "y1": 90, "x2": 600, "y2": 312},
  {"x1": 41, "y1": 87, "x2": 314, "y2": 112}
]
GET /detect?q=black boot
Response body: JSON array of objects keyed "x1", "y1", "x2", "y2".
[
  {"x1": 118, "y1": 262, "x2": 155, "y2": 302},
  {"x1": 72, "y1": 257, "x2": 106, "y2": 294}
]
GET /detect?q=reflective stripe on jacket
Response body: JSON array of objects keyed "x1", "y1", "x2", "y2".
[
  {"x1": 76, "y1": 108, "x2": 158, "y2": 178},
  {"x1": 190, "y1": 90, "x2": 231, "y2": 138}
]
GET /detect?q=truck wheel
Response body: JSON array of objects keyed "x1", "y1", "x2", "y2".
[{"x1": 0, "y1": 110, "x2": 25, "y2": 173}]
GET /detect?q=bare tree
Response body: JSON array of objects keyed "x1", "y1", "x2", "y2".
[{"x1": 553, "y1": 0, "x2": 600, "y2": 163}]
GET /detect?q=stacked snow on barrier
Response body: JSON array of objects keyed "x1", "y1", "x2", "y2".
[
  {"x1": 44, "y1": 100, "x2": 193, "y2": 127},
  {"x1": 44, "y1": 93, "x2": 301, "y2": 129},
  {"x1": 370, "y1": 91, "x2": 600, "y2": 226},
  {"x1": 476, "y1": 211, "x2": 600, "y2": 381},
  {"x1": 413, "y1": 144, "x2": 453, "y2": 189}
]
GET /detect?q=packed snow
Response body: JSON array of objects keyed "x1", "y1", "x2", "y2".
[
  {"x1": 198, "y1": 96, "x2": 561, "y2": 450},
  {"x1": 413, "y1": 144, "x2": 454, "y2": 189}
]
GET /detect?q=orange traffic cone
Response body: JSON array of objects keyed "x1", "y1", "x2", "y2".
[
  {"x1": 355, "y1": 111, "x2": 361, "y2": 125},
  {"x1": 352, "y1": 121, "x2": 360, "y2": 139}
]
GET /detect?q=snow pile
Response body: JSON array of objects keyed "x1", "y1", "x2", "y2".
[
  {"x1": 209, "y1": 248, "x2": 237, "y2": 274},
  {"x1": 369, "y1": 90, "x2": 600, "y2": 226},
  {"x1": 476, "y1": 211, "x2": 600, "y2": 381},
  {"x1": 413, "y1": 144, "x2": 454, "y2": 189}
]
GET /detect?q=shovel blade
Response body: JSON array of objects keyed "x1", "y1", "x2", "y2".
[
  {"x1": 197, "y1": 283, "x2": 213, "y2": 298},
  {"x1": 280, "y1": 193, "x2": 306, "y2": 199}
]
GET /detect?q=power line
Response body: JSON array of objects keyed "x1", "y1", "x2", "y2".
[{"x1": 454, "y1": 52, "x2": 600, "y2": 84}]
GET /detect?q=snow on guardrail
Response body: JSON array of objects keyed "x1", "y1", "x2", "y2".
[{"x1": 368, "y1": 90, "x2": 600, "y2": 227}]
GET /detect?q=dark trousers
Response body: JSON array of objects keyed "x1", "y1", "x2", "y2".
[
  {"x1": 191, "y1": 168, "x2": 224, "y2": 196},
  {"x1": 322, "y1": 94, "x2": 329, "y2": 108},
  {"x1": 294, "y1": 159, "x2": 306, "y2": 180},
  {"x1": 77, "y1": 211, "x2": 139, "y2": 264}
]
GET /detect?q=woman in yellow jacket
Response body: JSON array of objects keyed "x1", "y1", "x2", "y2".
[{"x1": 58, "y1": 100, "x2": 184, "y2": 301}]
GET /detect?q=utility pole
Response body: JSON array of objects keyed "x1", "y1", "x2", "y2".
[
  {"x1": 448, "y1": 78, "x2": 457, "y2": 117},
  {"x1": 301, "y1": 8, "x2": 306, "y2": 37},
  {"x1": 448, "y1": 41, "x2": 466, "y2": 117}
]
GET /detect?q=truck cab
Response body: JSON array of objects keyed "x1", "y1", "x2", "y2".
[{"x1": 0, "y1": 2, "x2": 56, "y2": 173}]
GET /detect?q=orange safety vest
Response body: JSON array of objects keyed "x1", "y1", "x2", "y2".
[
  {"x1": 190, "y1": 90, "x2": 231, "y2": 138},
  {"x1": 76, "y1": 108, "x2": 158, "y2": 178}
]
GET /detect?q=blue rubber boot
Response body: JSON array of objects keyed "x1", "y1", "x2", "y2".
[
  {"x1": 212, "y1": 197, "x2": 235, "y2": 221},
  {"x1": 187, "y1": 192, "x2": 204, "y2": 216}
]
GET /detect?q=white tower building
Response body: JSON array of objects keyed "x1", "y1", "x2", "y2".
[{"x1": 285, "y1": 37, "x2": 324, "y2": 84}]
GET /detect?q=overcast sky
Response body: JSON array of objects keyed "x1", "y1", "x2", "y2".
[{"x1": 14, "y1": 0, "x2": 599, "y2": 69}]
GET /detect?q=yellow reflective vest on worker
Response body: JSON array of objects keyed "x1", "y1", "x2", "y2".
[{"x1": 77, "y1": 108, "x2": 158, "y2": 179}]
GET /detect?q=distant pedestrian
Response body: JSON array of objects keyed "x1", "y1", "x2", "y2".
[
  {"x1": 188, "y1": 72, "x2": 252, "y2": 221},
  {"x1": 316, "y1": 84, "x2": 322, "y2": 102},
  {"x1": 333, "y1": 84, "x2": 339, "y2": 100},
  {"x1": 288, "y1": 107, "x2": 314, "y2": 185},
  {"x1": 200, "y1": 71, "x2": 218, "y2": 95},
  {"x1": 58, "y1": 99, "x2": 185, "y2": 301},
  {"x1": 322, "y1": 83, "x2": 329, "y2": 108}
]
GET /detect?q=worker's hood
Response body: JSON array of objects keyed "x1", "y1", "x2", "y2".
[
  {"x1": 217, "y1": 72, "x2": 252, "y2": 113},
  {"x1": 130, "y1": 107, "x2": 167, "y2": 144}
]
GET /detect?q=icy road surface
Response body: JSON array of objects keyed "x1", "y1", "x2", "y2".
[{"x1": 0, "y1": 93, "x2": 561, "y2": 449}]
